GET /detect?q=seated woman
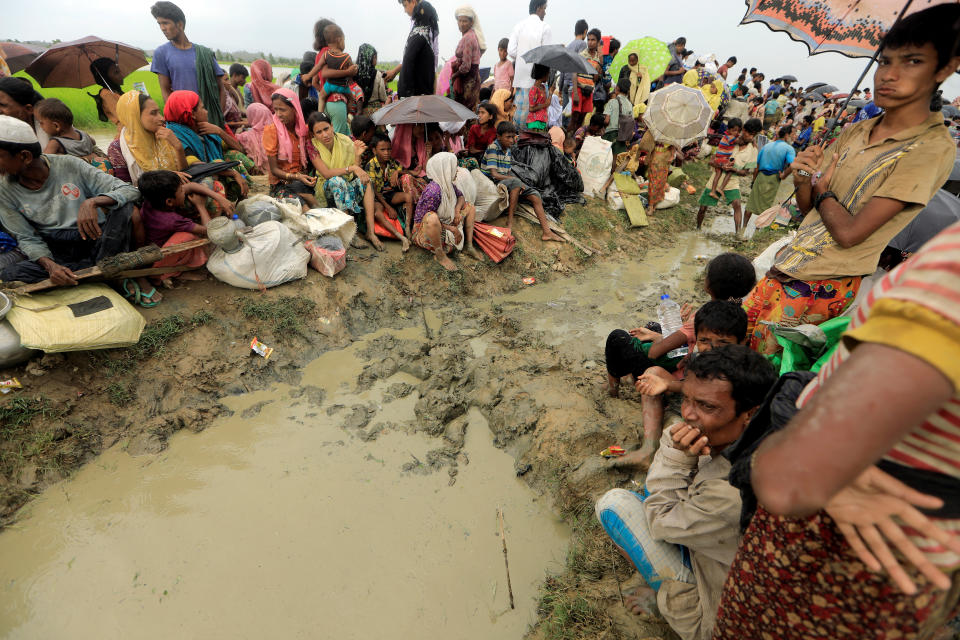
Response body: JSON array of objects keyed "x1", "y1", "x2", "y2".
[
  {"x1": 162, "y1": 90, "x2": 251, "y2": 201},
  {"x1": 489, "y1": 88, "x2": 515, "y2": 126},
  {"x1": 391, "y1": 122, "x2": 432, "y2": 204},
  {"x1": 235, "y1": 103, "x2": 271, "y2": 175},
  {"x1": 263, "y1": 88, "x2": 318, "y2": 211},
  {"x1": 411, "y1": 152, "x2": 482, "y2": 271},
  {"x1": 88, "y1": 57, "x2": 124, "y2": 138},
  {"x1": 107, "y1": 91, "x2": 186, "y2": 186},
  {"x1": 308, "y1": 112, "x2": 408, "y2": 252}
]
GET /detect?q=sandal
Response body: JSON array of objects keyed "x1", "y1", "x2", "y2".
[
  {"x1": 121, "y1": 278, "x2": 141, "y2": 305},
  {"x1": 137, "y1": 286, "x2": 162, "y2": 308}
]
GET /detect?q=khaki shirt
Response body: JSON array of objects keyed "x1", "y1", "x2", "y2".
[
  {"x1": 774, "y1": 112, "x2": 954, "y2": 281},
  {"x1": 644, "y1": 429, "x2": 742, "y2": 640}
]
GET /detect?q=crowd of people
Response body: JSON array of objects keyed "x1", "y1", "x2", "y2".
[{"x1": 1, "y1": 1, "x2": 960, "y2": 639}]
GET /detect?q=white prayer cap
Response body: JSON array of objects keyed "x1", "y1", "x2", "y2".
[{"x1": 0, "y1": 115, "x2": 38, "y2": 145}]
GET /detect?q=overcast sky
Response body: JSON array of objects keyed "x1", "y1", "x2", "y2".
[{"x1": 4, "y1": 0, "x2": 959, "y2": 100}]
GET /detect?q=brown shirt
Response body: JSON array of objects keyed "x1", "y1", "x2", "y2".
[{"x1": 774, "y1": 111, "x2": 954, "y2": 281}]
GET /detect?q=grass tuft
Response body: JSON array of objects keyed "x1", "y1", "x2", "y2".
[{"x1": 237, "y1": 295, "x2": 317, "y2": 338}]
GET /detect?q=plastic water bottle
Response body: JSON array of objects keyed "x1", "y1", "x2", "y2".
[
  {"x1": 231, "y1": 214, "x2": 244, "y2": 231},
  {"x1": 657, "y1": 294, "x2": 689, "y2": 358}
]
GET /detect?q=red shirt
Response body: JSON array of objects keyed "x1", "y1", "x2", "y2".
[{"x1": 467, "y1": 124, "x2": 497, "y2": 153}]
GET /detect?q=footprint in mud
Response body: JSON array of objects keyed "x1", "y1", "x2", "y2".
[{"x1": 383, "y1": 382, "x2": 415, "y2": 402}]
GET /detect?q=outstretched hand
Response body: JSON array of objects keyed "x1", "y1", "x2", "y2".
[
  {"x1": 826, "y1": 466, "x2": 960, "y2": 594},
  {"x1": 635, "y1": 372, "x2": 668, "y2": 397}
]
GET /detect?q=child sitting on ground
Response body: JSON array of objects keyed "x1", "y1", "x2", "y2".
[
  {"x1": 526, "y1": 64, "x2": 550, "y2": 133},
  {"x1": 136, "y1": 169, "x2": 230, "y2": 288},
  {"x1": 482, "y1": 121, "x2": 562, "y2": 242},
  {"x1": 317, "y1": 24, "x2": 355, "y2": 114},
  {"x1": 613, "y1": 299, "x2": 752, "y2": 471},
  {"x1": 366, "y1": 133, "x2": 416, "y2": 236},
  {"x1": 708, "y1": 118, "x2": 741, "y2": 199},
  {"x1": 34, "y1": 98, "x2": 110, "y2": 172}
]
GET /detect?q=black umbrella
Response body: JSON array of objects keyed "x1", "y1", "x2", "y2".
[
  {"x1": 943, "y1": 104, "x2": 960, "y2": 119},
  {"x1": 805, "y1": 81, "x2": 830, "y2": 90},
  {"x1": 521, "y1": 45, "x2": 595, "y2": 75},
  {"x1": 777, "y1": 75, "x2": 798, "y2": 83}
]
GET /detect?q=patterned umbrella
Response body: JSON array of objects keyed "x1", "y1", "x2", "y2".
[
  {"x1": 642, "y1": 84, "x2": 712, "y2": 148},
  {"x1": 741, "y1": 0, "x2": 960, "y2": 58},
  {"x1": 608, "y1": 37, "x2": 672, "y2": 86},
  {"x1": 0, "y1": 42, "x2": 44, "y2": 74}
]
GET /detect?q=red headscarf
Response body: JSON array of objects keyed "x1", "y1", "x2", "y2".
[
  {"x1": 249, "y1": 59, "x2": 279, "y2": 108},
  {"x1": 163, "y1": 90, "x2": 200, "y2": 128},
  {"x1": 270, "y1": 88, "x2": 307, "y2": 167}
]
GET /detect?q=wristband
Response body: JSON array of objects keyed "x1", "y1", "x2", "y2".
[{"x1": 814, "y1": 190, "x2": 837, "y2": 210}]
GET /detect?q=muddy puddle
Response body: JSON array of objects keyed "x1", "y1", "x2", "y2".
[{"x1": 0, "y1": 231, "x2": 721, "y2": 638}]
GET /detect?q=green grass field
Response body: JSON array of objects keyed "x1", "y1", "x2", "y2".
[{"x1": 14, "y1": 69, "x2": 164, "y2": 134}]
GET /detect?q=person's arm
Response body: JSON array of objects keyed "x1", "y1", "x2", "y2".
[
  {"x1": 506, "y1": 26, "x2": 519, "y2": 61},
  {"x1": 754, "y1": 340, "x2": 953, "y2": 517},
  {"x1": 157, "y1": 74, "x2": 172, "y2": 103},
  {"x1": 320, "y1": 62, "x2": 359, "y2": 80},
  {"x1": 182, "y1": 181, "x2": 233, "y2": 215},
  {"x1": 644, "y1": 427, "x2": 742, "y2": 547},
  {"x1": 43, "y1": 139, "x2": 64, "y2": 155},
  {"x1": 647, "y1": 330, "x2": 687, "y2": 360}
]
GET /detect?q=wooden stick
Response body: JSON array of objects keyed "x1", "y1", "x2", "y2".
[
  {"x1": 15, "y1": 240, "x2": 210, "y2": 294},
  {"x1": 497, "y1": 506, "x2": 515, "y2": 610},
  {"x1": 513, "y1": 207, "x2": 599, "y2": 256}
]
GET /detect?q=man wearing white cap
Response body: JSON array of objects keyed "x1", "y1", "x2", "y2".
[{"x1": 0, "y1": 115, "x2": 141, "y2": 285}]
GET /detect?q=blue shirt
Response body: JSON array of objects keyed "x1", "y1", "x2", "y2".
[
  {"x1": 756, "y1": 139, "x2": 796, "y2": 173},
  {"x1": 151, "y1": 42, "x2": 224, "y2": 94},
  {"x1": 482, "y1": 139, "x2": 512, "y2": 180}
]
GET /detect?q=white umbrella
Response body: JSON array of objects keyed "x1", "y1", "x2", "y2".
[{"x1": 642, "y1": 84, "x2": 712, "y2": 148}]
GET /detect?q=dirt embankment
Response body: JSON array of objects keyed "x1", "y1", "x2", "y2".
[{"x1": 0, "y1": 161, "x2": 778, "y2": 640}]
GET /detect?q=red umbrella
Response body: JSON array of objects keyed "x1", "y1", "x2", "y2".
[
  {"x1": 24, "y1": 36, "x2": 146, "y2": 88},
  {"x1": 0, "y1": 42, "x2": 45, "y2": 74},
  {"x1": 741, "y1": 0, "x2": 959, "y2": 58}
]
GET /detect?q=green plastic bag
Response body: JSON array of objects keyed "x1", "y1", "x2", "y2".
[
  {"x1": 767, "y1": 316, "x2": 852, "y2": 376},
  {"x1": 667, "y1": 168, "x2": 688, "y2": 188}
]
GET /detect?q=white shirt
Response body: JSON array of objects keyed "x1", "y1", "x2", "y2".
[{"x1": 507, "y1": 14, "x2": 552, "y2": 89}]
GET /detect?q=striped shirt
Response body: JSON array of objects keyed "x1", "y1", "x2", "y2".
[
  {"x1": 482, "y1": 139, "x2": 511, "y2": 180},
  {"x1": 798, "y1": 220, "x2": 960, "y2": 568}
]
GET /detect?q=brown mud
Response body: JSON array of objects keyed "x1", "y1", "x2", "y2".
[{"x1": 0, "y1": 161, "x2": 774, "y2": 639}]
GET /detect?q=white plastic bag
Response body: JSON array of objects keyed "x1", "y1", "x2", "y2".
[
  {"x1": 207, "y1": 220, "x2": 310, "y2": 289},
  {"x1": 469, "y1": 169, "x2": 508, "y2": 222},
  {"x1": 303, "y1": 208, "x2": 357, "y2": 247},
  {"x1": 606, "y1": 184, "x2": 623, "y2": 210},
  {"x1": 752, "y1": 231, "x2": 796, "y2": 281},
  {"x1": 579, "y1": 136, "x2": 613, "y2": 198},
  {"x1": 655, "y1": 186, "x2": 681, "y2": 210}
]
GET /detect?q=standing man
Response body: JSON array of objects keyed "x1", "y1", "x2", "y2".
[
  {"x1": 560, "y1": 19, "x2": 588, "y2": 128},
  {"x1": 662, "y1": 37, "x2": 688, "y2": 85},
  {"x1": 742, "y1": 125, "x2": 795, "y2": 235},
  {"x1": 149, "y1": 1, "x2": 228, "y2": 128},
  {"x1": 716, "y1": 56, "x2": 737, "y2": 80},
  {"x1": 567, "y1": 28, "x2": 602, "y2": 136},
  {"x1": 596, "y1": 346, "x2": 778, "y2": 640},
  {"x1": 507, "y1": 0, "x2": 552, "y2": 129}
]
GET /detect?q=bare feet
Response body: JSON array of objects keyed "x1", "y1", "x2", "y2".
[
  {"x1": 465, "y1": 247, "x2": 484, "y2": 261},
  {"x1": 367, "y1": 233, "x2": 385, "y2": 251},
  {"x1": 607, "y1": 373, "x2": 620, "y2": 398},
  {"x1": 709, "y1": 189, "x2": 721, "y2": 200},
  {"x1": 178, "y1": 271, "x2": 206, "y2": 281},
  {"x1": 609, "y1": 445, "x2": 655, "y2": 472},
  {"x1": 542, "y1": 231, "x2": 564, "y2": 242},
  {"x1": 623, "y1": 586, "x2": 657, "y2": 616},
  {"x1": 401, "y1": 237, "x2": 411, "y2": 253},
  {"x1": 435, "y1": 254, "x2": 457, "y2": 271}
]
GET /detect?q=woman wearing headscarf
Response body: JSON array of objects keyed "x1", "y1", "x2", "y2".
[
  {"x1": 89, "y1": 57, "x2": 125, "y2": 137},
  {"x1": 399, "y1": 0, "x2": 439, "y2": 98},
  {"x1": 489, "y1": 89, "x2": 515, "y2": 126},
  {"x1": 356, "y1": 44, "x2": 387, "y2": 118},
  {"x1": 309, "y1": 112, "x2": 409, "y2": 252},
  {"x1": 411, "y1": 152, "x2": 481, "y2": 271},
  {"x1": 450, "y1": 6, "x2": 485, "y2": 111},
  {"x1": 236, "y1": 103, "x2": 272, "y2": 174},
  {"x1": 106, "y1": 91, "x2": 186, "y2": 186},
  {"x1": 248, "y1": 59, "x2": 280, "y2": 108},
  {"x1": 162, "y1": 90, "x2": 251, "y2": 201},
  {"x1": 263, "y1": 88, "x2": 318, "y2": 210},
  {"x1": 0, "y1": 77, "x2": 49, "y2": 149}
]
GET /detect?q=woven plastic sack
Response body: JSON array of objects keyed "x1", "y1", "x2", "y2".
[
  {"x1": 579, "y1": 136, "x2": 613, "y2": 198},
  {"x1": 236, "y1": 195, "x2": 283, "y2": 227},
  {"x1": 207, "y1": 220, "x2": 310, "y2": 289},
  {"x1": 7, "y1": 283, "x2": 145, "y2": 352}
]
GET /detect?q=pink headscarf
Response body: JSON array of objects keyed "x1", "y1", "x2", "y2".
[
  {"x1": 236, "y1": 103, "x2": 272, "y2": 172},
  {"x1": 549, "y1": 126, "x2": 565, "y2": 151},
  {"x1": 249, "y1": 59, "x2": 279, "y2": 107},
  {"x1": 391, "y1": 123, "x2": 428, "y2": 173},
  {"x1": 270, "y1": 88, "x2": 307, "y2": 167}
]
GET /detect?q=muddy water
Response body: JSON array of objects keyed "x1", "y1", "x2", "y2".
[
  {"x1": 0, "y1": 328, "x2": 568, "y2": 639},
  {"x1": 0, "y1": 231, "x2": 722, "y2": 638}
]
